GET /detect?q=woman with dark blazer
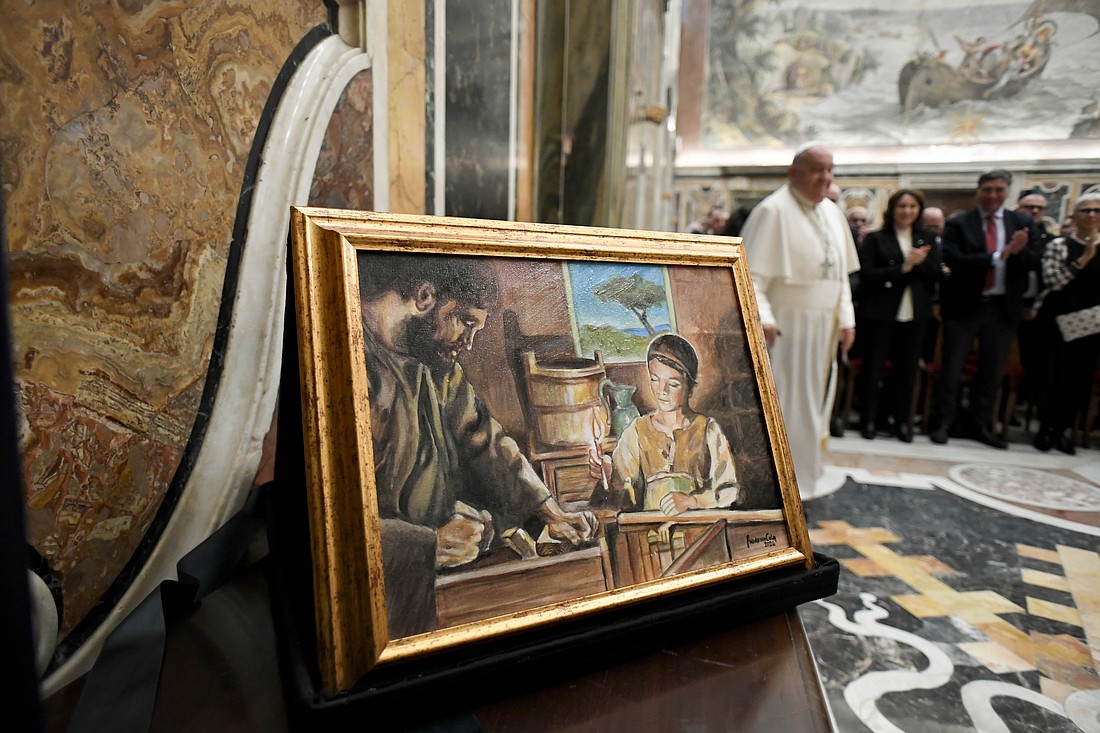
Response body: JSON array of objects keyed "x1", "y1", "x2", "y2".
[
  {"x1": 856, "y1": 189, "x2": 944, "y2": 441},
  {"x1": 1033, "y1": 193, "x2": 1100, "y2": 454}
]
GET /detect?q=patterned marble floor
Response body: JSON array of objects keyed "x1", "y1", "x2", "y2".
[{"x1": 799, "y1": 432, "x2": 1100, "y2": 733}]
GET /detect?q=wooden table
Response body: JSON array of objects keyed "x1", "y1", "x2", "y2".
[
  {"x1": 42, "y1": 559, "x2": 832, "y2": 733},
  {"x1": 475, "y1": 609, "x2": 832, "y2": 733}
]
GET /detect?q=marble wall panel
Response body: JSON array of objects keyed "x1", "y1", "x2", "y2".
[
  {"x1": 425, "y1": 0, "x2": 438, "y2": 212},
  {"x1": 535, "y1": 0, "x2": 613, "y2": 226},
  {"x1": 387, "y1": 0, "x2": 427, "y2": 214},
  {"x1": 310, "y1": 70, "x2": 376, "y2": 210},
  {"x1": 2, "y1": 0, "x2": 325, "y2": 649},
  {"x1": 444, "y1": 0, "x2": 513, "y2": 220}
]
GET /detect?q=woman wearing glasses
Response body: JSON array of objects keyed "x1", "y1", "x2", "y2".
[{"x1": 1032, "y1": 193, "x2": 1100, "y2": 453}]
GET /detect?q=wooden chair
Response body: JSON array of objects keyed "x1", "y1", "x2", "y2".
[
  {"x1": 918, "y1": 314, "x2": 1023, "y2": 439},
  {"x1": 834, "y1": 356, "x2": 862, "y2": 433},
  {"x1": 991, "y1": 338, "x2": 1025, "y2": 440},
  {"x1": 835, "y1": 357, "x2": 929, "y2": 435},
  {"x1": 918, "y1": 311, "x2": 966, "y2": 433},
  {"x1": 921, "y1": 355, "x2": 1021, "y2": 438},
  {"x1": 607, "y1": 517, "x2": 722, "y2": 586}
]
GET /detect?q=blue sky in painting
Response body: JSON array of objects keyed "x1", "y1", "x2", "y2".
[{"x1": 567, "y1": 262, "x2": 672, "y2": 332}]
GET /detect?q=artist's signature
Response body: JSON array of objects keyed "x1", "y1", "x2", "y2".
[{"x1": 746, "y1": 532, "x2": 777, "y2": 549}]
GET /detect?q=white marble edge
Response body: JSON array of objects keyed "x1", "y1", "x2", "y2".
[
  {"x1": 813, "y1": 440, "x2": 1100, "y2": 538},
  {"x1": 827, "y1": 432, "x2": 1100, "y2": 470},
  {"x1": 433, "y1": 0, "x2": 446, "y2": 215},
  {"x1": 931, "y1": 477, "x2": 1100, "y2": 538},
  {"x1": 368, "y1": 0, "x2": 389, "y2": 212},
  {"x1": 41, "y1": 35, "x2": 373, "y2": 697}
]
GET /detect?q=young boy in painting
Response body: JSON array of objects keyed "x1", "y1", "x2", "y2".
[{"x1": 591, "y1": 334, "x2": 739, "y2": 515}]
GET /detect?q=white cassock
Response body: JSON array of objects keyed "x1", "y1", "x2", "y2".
[{"x1": 739, "y1": 184, "x2": 858, "y2": 498}]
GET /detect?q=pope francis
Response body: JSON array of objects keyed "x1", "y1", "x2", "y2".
[{"x1": 739, "y1": 143, "x2": 859, "y2": 499}]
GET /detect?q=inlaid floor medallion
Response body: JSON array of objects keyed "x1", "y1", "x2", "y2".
[{"x1": 947, "y1": 463, "x2": 1100, "y2": 512}]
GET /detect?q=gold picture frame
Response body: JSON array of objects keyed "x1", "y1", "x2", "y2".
[{"x1": 288, "y1": 207, "x2": 813, "y2": 696}]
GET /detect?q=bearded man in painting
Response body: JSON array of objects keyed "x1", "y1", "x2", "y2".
[{"x1": 358, "y1": 252, "x2": 597, "y2": 637}]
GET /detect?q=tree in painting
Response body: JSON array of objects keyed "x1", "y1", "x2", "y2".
[
  {"x1": 569, "y1": 262, "x2": 673, "y2": 361},
  {"x1": 592, "y1": 273, "x2": 666, "y2": 337}
]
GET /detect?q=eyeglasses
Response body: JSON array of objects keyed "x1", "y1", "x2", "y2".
[{"x1": 1078, "y1": 208, "x2": 1100, "y2": 215}]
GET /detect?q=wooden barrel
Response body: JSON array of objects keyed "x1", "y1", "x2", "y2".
[{"x1": 521, "y1": 351, "x2": 606, "y2": 448}]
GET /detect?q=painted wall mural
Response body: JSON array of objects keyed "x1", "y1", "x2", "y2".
[{"x1": 702, "y1": 0, "x2": 1100, "y2": 150}]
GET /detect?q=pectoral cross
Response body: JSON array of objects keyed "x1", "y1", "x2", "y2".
[
  {"x1": 811, "y1": 206, "x2": 838, "y2": 280},
  {"x1": 822, "y1": 248, "x2": 837, "y2": 278}
]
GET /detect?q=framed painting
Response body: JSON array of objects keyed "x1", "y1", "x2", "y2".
[{"x1": 287, "y1": 208, "x2": 817, "y2": 697}]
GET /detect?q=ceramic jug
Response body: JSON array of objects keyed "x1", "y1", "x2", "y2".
[{"x1": 599, "y1": 378, "x2": 641, "y2": 437}]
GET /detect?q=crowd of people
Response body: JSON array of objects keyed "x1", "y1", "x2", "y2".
[{"x1": 694, "y1": 145, "x2": 1100, "y2": 496}]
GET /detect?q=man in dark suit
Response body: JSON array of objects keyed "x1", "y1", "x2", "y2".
[
  {"x1": 1014, "y1": 189, "x2": 1055, "y2": 418},
  {"x1": 930, "y1": 170, "x2": 1040, "y2": 448},
  {"x1": 920, "y1": 206, "x2": 949, "y2": 365}
]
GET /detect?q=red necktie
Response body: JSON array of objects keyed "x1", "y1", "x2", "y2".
[{"x1": 985, "y1": 214, "x2": 997, "y2": 290}]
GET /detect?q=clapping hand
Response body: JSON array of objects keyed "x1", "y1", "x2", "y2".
[
  {"x1": 902, "y1": 245, "x2": 931, "y2": 272},
  {"x1": 1080, "y1": 236, "x2": 1098, "y2": 267},
  {"x1": 1002, "y1": 229, "x2": 1029, "y2": 258}
]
